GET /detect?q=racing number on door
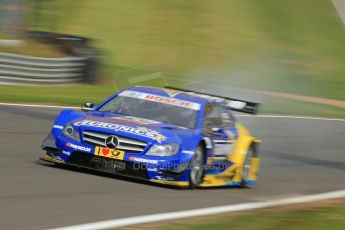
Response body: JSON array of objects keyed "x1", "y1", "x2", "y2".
[{"x1": 94, "y1": 146, "x2": 125, "y2": 160}]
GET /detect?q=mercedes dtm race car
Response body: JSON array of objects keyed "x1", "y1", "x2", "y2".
[{"x1": 40, "y1": 86, "x2": 261, "y2": 188}]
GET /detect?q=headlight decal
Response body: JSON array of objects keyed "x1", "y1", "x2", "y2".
[
  {"x1": 62, "y1": 125, "x2": 80, "y2": 142},
  {"x1": 146, "y1": 144, "x2": 179, "y2": 156}
]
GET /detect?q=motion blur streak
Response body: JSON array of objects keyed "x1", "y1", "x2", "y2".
[
  {"x1": 0, "y1": 102, "x2": 344, "y2": 121},
  {"x1": 333, "y1": 0, "x2": 345, "y2": 26},
  {"x1": 0, "y1": 102, "x2": 78, "y2": 109}
]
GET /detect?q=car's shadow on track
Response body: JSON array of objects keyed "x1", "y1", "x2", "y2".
[
  {"x1": 35, "y1": 160, "x2": 185, "y2": 190},
  {"x1": 35, "y1": 160, "x2": 244, "y2": 191}
]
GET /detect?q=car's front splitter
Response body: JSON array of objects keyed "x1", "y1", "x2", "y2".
[
  {"x1": 40, "y1": 149, "x2": 191, "y2": 182},
  {"x1": 40, "y1": 154, "x2": 65, "y2": 164}
]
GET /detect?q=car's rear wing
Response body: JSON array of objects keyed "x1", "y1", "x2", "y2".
[{"x1": 164, "y1": 86, "x2": 259, "y2": 114}]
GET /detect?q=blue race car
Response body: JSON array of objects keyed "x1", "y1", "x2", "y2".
[{"x1": 41, "y1": 86, "x2": 261, "y2": 188}]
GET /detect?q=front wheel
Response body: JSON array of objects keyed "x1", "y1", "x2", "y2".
[{"x1": 189, "y1": 145, "x2": 204, "y2": 189}]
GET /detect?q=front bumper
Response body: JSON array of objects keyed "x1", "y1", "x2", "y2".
[{"x1": 41, "y1": 132, "x2": 191, "y2": 185}]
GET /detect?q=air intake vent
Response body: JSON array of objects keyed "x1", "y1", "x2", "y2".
[{"x1": 83, "y1": 130, "x2": 147, "y2": 153}]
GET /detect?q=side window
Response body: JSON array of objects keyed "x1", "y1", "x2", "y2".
[
  {"x1": 203, "y1": 105, "x2": 220, "y2": 129},
  {"x1": 218, "y1": 106, "x2": 233, "y2": 129},
  {"x1": 203, "y1": 104, "x2": 233, "y2": 129}
]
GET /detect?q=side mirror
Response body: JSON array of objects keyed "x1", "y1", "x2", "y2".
[{"x1": 81, "y1": 102, "x2": 95, "y2": 112}]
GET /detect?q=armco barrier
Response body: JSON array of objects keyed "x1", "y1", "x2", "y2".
[{"x1": 0, "y1": 52, "x2": 87, "y2": 85}]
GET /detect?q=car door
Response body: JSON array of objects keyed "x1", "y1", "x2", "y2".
[{"x1": 203, "y1": 104, "x2": 236, "y2": 165}]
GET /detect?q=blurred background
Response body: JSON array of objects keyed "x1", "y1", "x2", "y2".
[
  {"x1": 0, "y1": 2, "x2": 344, "y2": 230},
  {"x1": 0, "y1": 0, "x2": 344, "y2": 117}
]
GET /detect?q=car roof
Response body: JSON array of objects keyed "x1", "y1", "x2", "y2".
[{"x1": 124, "y1": 86, "x2": 210, "y2": 106}]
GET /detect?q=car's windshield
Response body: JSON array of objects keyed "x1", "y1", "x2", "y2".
[{"x1": 98, "y1": 92, "x2": 199, "y2": 129}]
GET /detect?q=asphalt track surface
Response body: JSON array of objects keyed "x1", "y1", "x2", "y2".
[{"x1": 0, "y1": 104, "x2": 344, "y2": 230}]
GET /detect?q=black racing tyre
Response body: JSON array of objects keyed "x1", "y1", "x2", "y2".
[
  {"x1": 189, "y1": 145, "x2": 204, "y2": 189},
  {"x1": 241, "y1": 144, "x2": 256, "y2": 188}
]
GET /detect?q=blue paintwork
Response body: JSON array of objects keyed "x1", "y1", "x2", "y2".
[
  {"x1": 45, "y1": 86, "x2": 241, "y2": 184},
  {"x1": 224, "y1": 181, "x2": 241, "y2": 186},
  {"x1": 246, "y1": 180, "x2": 255, "y2": 185}
]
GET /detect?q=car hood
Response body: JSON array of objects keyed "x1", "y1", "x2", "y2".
[{"x1": 67, "y1": 111, "x2": 195, "y2": 145}]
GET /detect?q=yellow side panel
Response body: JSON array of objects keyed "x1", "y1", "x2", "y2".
[
  {"x1": 200, "y1": 123, "x2": 260, "y2": 186},
  {"x1": 200, "y1": 164, "x2": 237, "y2": 186}
]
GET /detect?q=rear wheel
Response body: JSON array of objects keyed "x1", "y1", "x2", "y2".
[
  {"x1": 189, "y1": 145, "x2": 204, "y2": 188},
  {"x1": 241, "y1": 144, "x2": 256, "y2": 187}
]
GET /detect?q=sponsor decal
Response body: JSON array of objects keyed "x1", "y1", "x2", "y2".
[
  {"x1": 94, "y1": 146, "x2": 125, "y2": 160},
  {"x1": 147, "y1": 167, "x2": 158, "y2": 172},
  {"x1": 74, "y1": 120, "x2": 166, "y2": 143},
  {"x1": 65, "y1": 143, "x2": 91, "y2": 152},
  {"x1": 119, "y1": 90, "x2": 201, "y2": 110},
  {"x1": 129, "y1": 156, "x2": 158, "y2": 164},
  {"x1": 182, "y1": 150, "x2": 194, "y2": 155},
  {"x1": 62, "y1": 150, "x2": 71, "y2": 156},
  {"x1": 53, "y1": 125, "x2": 63, "y2": 129}
]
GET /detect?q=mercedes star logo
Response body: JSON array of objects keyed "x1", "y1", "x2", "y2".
[{"x1": 105, "y1": 135, "x2": 119, "y2": 149}]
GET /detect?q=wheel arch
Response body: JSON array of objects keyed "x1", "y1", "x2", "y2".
[
  {"x1": 251, "y1": 140, "x2": 260, "y2": 157},
  {"x1": 199, "y1": 138, "x2": 210, "y2": 165}
]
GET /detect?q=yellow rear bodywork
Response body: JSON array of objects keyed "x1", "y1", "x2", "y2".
[{"x1": 200, "y1": 123, "x2": 260, "y2": 187}]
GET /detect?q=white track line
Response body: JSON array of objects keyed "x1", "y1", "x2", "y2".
[
  {"x1": 50, "y1": 189, "x2": 345, "y2": 230},
  {"x1": 0, "y1": 102, "x2": 344, "y2": 122},
  {"x1": 237, "y1": 114, "x2": 345, "y2": 122},
  {"x1": 0, "y1": 102, "x2": 78, "y2": 109}
]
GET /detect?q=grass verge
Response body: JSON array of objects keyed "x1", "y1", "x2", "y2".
[
  {"x1": 30, "y1": 0, "x2": 345, "y2": 100},
  {"x1": 134, "y1": 200, "x2": 345, "y2": 230},
  {"x1": 1, "y1": 0, "x2": 345, "y2": 118}
]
